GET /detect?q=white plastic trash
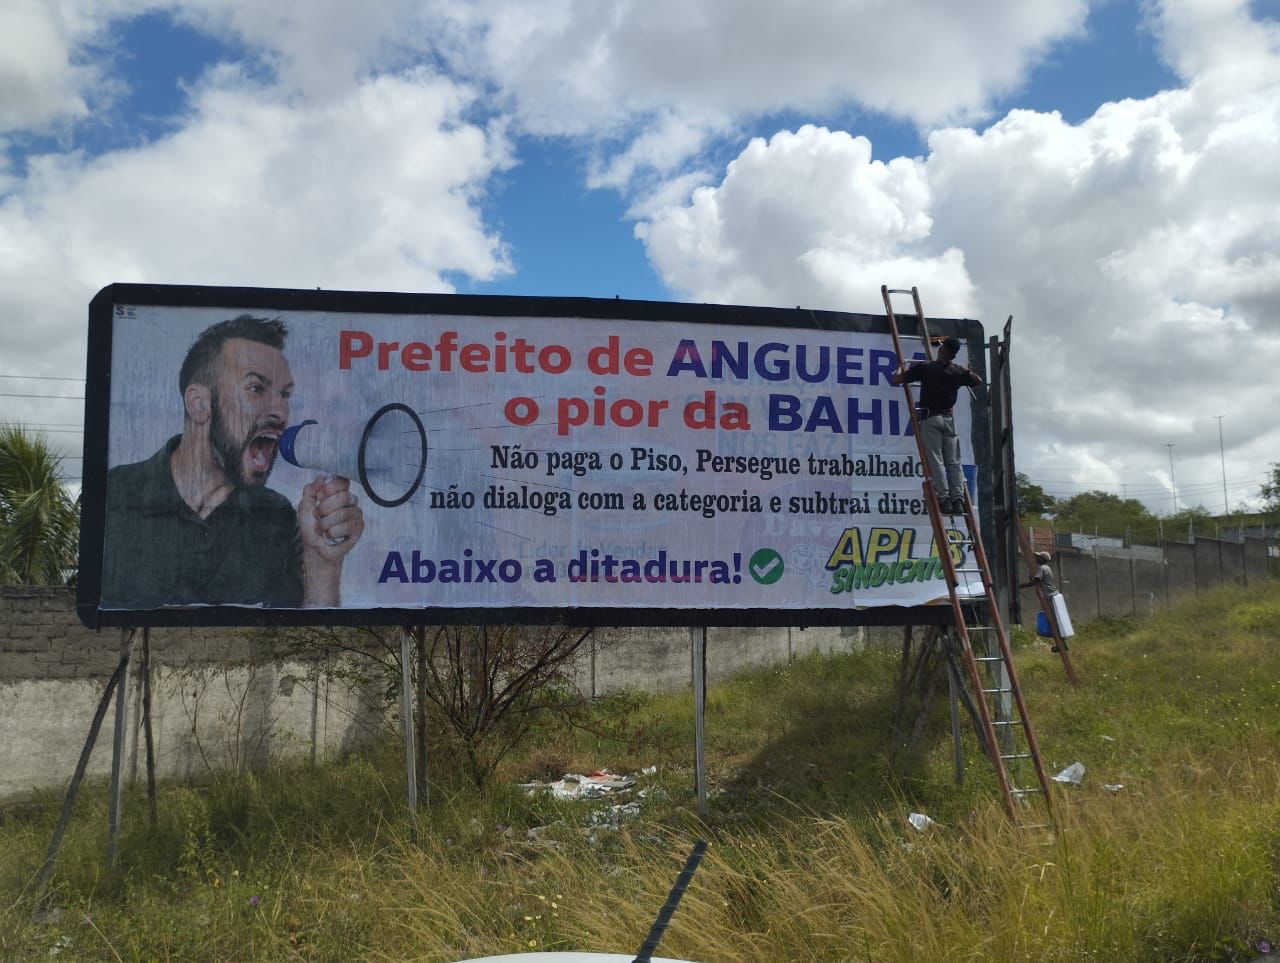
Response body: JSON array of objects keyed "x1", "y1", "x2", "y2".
[
  {"x1": 1052, "y1": 593, "x2": 1075, "y2": 637},
  {"x1": 1052, "y1": 762, "x2": 1085, "y2": 785}
]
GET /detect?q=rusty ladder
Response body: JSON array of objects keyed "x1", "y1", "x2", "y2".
[{"x1": 881, "y1": 284, "x2": 1053, "y2": 824}]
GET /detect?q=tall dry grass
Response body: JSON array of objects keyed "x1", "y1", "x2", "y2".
[{"x1": 2, "y1": 583, "x2": 1279, "y2": 961}]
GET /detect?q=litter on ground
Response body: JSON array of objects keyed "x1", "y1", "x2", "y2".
[
  {"x1": 520, "y1": 769, "x2": 638, "y2": 800},
  {"x1": 1052, "y1": 762, "x2": 1086, "y2": 786}
]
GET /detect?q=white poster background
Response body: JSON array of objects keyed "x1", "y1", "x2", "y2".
[{"x1": 105, "y1": 305, "x2": 981, "y2": 611}]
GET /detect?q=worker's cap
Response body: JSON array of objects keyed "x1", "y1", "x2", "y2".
[
  {"x1": 1034, "y1": 551, "x2": 1051, "y2": 563},
  {"x1": 940, "y1": 336, "x2": 962, "y2": 355}
]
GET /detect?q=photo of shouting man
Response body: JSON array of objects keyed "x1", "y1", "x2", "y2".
[{"x1": 101, "y1": 315, "x2": 364, "y2": 608}]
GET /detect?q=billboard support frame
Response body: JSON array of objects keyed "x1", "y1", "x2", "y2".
[
  {"x1": 106, "y1": 627, "x2": 134, "y2": 869},
  {"x1": 64, "y1": 281, "x2": 1026, "y2": 859},
  {"x1": 33, "y1": 629, "x2": 134, "y2": 901}
]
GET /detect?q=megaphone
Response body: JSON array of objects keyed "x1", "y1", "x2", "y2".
[{"x1": 279, "y1": 402, "x2": 427, "y2": 508}]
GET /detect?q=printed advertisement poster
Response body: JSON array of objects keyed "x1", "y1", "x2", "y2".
[{"x1": 94, "y1": 300, "x2": 983, "y2": 614}]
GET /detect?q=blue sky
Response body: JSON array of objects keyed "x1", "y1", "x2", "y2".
[{"x1": 1, "y1": 0, "x2": 1277, "y2": 515}]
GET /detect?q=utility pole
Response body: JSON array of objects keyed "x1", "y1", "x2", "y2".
[
  {"x1": 1215, "y1": 415, "x2": 1228, "y2": 514},
  {"x1": 1166, "y1": 443, "x2": 1178, "y2": 515}
]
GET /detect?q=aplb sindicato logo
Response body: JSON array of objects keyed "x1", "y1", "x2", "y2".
[{"x1": 825, "y1": 525, "x2": 968, "y2": 595}]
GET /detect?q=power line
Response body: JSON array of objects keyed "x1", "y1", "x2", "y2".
[
  {"x1": 0, "y1": 374, "x2": 85, "y2": 383},
  {"x1": 1038, "y1": 480, "x2": 1237, "y2": 496},
  {"x1": 0, "y1": 392, "x2": 85, "y2": 400}
]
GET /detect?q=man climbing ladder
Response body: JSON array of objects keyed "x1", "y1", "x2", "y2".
[
  {"x1": 890, "y1": 334, "x2": 984, "y2": 516},
  {"x1": 881, "y1": 285, "x2": 1053, "y2": 824}
]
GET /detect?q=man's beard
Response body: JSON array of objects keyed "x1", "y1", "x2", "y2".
[{"x1": 210, "y1": 394, "x2": 279, "y2": 488}]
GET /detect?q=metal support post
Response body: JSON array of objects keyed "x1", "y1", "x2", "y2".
[
  {"x1": 399, "y1": 627, "x2": 419, "y2": 841},
  {"x1": 107, "y1": 628, "x2": 136, "y2": 869},
  {"x1": 691, "y1": 626, "x2": 707, "y2": 817}
]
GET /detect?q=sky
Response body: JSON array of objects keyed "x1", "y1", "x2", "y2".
[{"x1": 1, "y1": 0, "x2": 1278, "y2": 518}]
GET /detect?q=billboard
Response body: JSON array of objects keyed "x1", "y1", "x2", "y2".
[{"x1": 78, "y1": 285, "x2": 990, "y2": 628}]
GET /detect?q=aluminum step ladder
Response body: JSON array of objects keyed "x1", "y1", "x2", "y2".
[{"x1": 881, "y1": 284, "x2": 1053, "y2": 824}]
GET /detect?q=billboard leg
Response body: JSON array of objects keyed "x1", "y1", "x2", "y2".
[
  {"x1": 141, "y1": 627, "x2": 157, "y2": 827},
  {"x1": 309, "y1": 656, "x2": 321, "y2": 767},
  {"x1": 399, "y1": 628, "x2": 419, "y2": 842},
  {"x1": 33, "y1": 629, "x2": 134, "y2": 904},
  {"x1": 691, "y1": 627, "x2": 707, "y2": 818},
  {"x1": 107, "y1": 628, "x2": 135, "y2": 870}
]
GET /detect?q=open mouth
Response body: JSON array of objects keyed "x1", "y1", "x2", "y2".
[{"x1": 247, "y1": 429, "x2": 280, "y2": 474}]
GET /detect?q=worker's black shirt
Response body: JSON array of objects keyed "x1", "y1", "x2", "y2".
[{"x1": 902, "y1": 360, "x2": 981, "y2": 412}]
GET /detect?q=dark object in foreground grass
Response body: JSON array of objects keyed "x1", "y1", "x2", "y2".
[{"x1": 633, "y1": 839, "x2": 708, "y2": 963}]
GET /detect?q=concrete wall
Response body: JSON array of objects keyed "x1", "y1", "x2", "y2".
[
  {"x1": 1245, "y1": 540, "x2": 1270, "y2": 584},
  {"x1": 1015, "y1": 537, "x2": 1275, "y2": 630},
  {"x1": 563, "y1": 624, "x2": 867, "y2": 699},
  {"x1": 1195, "y1": 538, "x2": 1224, "y2": 590},
  {"x1": 1, "y1": 589, "x2": 869, "y2": 802},
  {"x1": 1166, "y1": 542, "x2": 1197, "y2": 598},
  {"x1": 1221, "y1": 540, "x2": 1246, "y2": 587},
  {"x1": 1132, "y1": 558, "x2": 1168, "y2": 616},
  {"x1": 0, "y1": 588, "x2": 386, "y2": 803},
  {"x1": 1095, "y1": 555, "x2": 1135, "y2": 617},
  {"x1": 1056, "y1": 550, "x2": 1099, "y2": 623}
]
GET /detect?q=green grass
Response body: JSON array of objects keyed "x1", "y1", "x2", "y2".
[{"x1": 3, "y1": 583, "x2": 1280, "y2": 961}]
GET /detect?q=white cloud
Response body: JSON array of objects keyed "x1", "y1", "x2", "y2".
[
  {"x1": 0, "y1": 67, "x2": 510, "y2": 436},
  {"x1": 635, "y1": 2, "x2": 1280, "y2": 511},
  {"x1": 432, "y1": 0, "x2": 1089, "y2": 181},
  {"x1": 0, "y1": 0, "x2": 95, "y2": 132},
  {"x1": 5, "y1": 0, "x2": 1090, "y2": 183},
  {"x1": 163, "y1": 0, "x2": 425, "y2": 98},
  {"x1": 638, "y1": 125, "x2": 975, "y2": 315},
  {"x1": 0, "y1": 0, "x2": 432, "y2": 135},
  {"x1": 1150, "y1": 0, "x2": 1280, "y2": 85}
]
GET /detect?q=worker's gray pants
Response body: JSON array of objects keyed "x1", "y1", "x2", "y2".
[{"x1": 920, "y1": 414, "x2": 962, "y2": 502}]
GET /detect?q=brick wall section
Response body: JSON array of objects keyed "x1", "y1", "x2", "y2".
[
  {"x1": 0, "y1": 587, "x2": 119, "y2": 681},
  {"x1": 0, "y1": 587, "x2": 337, "y2": 682}
]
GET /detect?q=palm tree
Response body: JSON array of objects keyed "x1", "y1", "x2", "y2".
[{"x1": 0, "y1": 424, "x2": 80, "y2": 585}]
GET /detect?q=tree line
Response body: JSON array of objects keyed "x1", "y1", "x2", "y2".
[{"x1": 1017, "y1": 470, "x2": 1280, "y2": 544}]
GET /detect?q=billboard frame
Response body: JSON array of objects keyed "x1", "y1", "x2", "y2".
[{"x1": 78, "y1": 283, "x2": 991, "y2": 630}]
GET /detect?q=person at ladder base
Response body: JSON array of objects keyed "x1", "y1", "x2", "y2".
[
  {"x1": 1024, "y1": 550, "x2": 1074, "y2": 653},
  {"x1": 890, "y1": 336, "x2": 983, "y2": 515}
]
